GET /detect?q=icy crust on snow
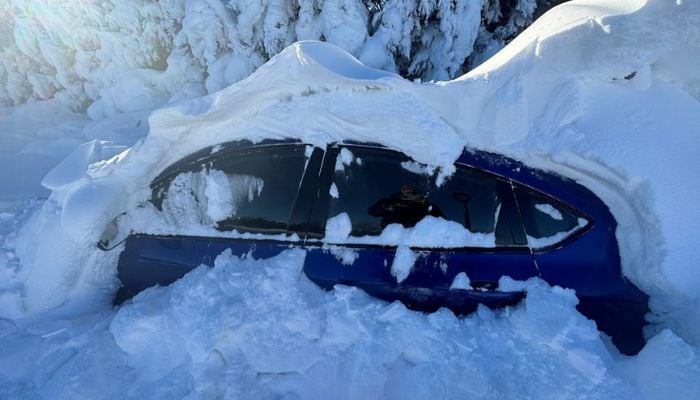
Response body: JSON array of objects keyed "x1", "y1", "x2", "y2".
[{"x1": 3, "y1": 249, "x2": 700, "y2": 399}]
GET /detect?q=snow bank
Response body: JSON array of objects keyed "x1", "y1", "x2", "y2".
[{"x1": 2, "y1": 249, "x2": 699, "y2": 399}]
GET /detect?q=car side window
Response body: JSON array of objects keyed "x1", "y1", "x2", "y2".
[
  {"x1": 513, "y1": 184, "x2": 589, "y2": 249},
  {"x1": 152, "y1": 144, "x2": 309, "y2": 234},
  {"x1": 326, "y1": 146, "x2": 515, "y2": 247},
  {"x1": 328, "y1": 147, "x2": 429, "y2": 236}
]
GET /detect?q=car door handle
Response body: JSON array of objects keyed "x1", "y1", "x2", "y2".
[
  {"x1": 461, "y1": 281, "x2": 526, "y2": 303},
  {"x1": 469, "y1": 280, "x2": 499, "y2": 291}
]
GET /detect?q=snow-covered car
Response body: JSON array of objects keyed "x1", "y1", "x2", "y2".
[{"x1": 101, "y1": 139, "x2": 649, "y2": 355}]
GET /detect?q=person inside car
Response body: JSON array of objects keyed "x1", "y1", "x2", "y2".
[{"x1": 368, "y1": 184, "x2": 444, "y2": 228}]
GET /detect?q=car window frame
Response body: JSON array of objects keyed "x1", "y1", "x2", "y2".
[
  {"x1": 510, "y1": 181, "x2": 594, "y2": 253},
  {"x1": 304, "y1": 143, "x2": 530, "y2": 252},
  {"x1": 148, "y1": 141, "x2": 323, "y2": 238}
]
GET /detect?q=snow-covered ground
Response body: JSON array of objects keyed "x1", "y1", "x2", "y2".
[{"x1": 1, "y1": 0, "x2": 700, "y2": 398}]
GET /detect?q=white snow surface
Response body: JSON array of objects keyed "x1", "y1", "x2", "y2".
[
  {"x1": 2, "y1": 249, "x2": 698, "y2": 399},
  {"x1": 324, "y1": 215, "x2": 496, "y2": 249},
  {"x1": 1, "y1": 0, "x2": 700, "y2": 398},
  {"x1": 450, "y1": 272, "x2": 472, "y2": 291}
]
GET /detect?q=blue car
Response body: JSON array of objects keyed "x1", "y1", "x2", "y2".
[{"x1": 101, "y1": 139, "x2": 649, "y2": 355}]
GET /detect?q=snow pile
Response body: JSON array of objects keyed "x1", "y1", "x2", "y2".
[
  {"x1": 0, "y1": 0, "x2": 699, "y2": 396},
  {"x1": 325, "y1": 214, "x2": 497, "y2": 248},
  {"x1": 2, "y1": 249, "x2": 699, "y2": 399},
  {"x1": 2, "y1": 0, "x2": 698, "y2": 339}
]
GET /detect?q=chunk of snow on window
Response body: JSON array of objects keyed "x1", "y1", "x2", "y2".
[
  {"x1": 304, "y1": 145, "x2": 314, "y2": 158},
  {"x1": 391, "y1": 246, "x2": 418, "y2": 283},
  {"x1": 325, "y1": 213, "x2": 352, "y2": 243},
  {"x1": 327, "y1": 245, "x2": 358, "y2": 266},
  {"x1": 450, "y1": 272, "x2": 472, "y2": 290},
  {"x1": 322, "y1": 216, "x2": 496, "y2": 248},
  {"x1": 527, "y1": 218, "x2": 589, "y2": 249},
  {"x1": 335, "y1": 148, "x2": 355, "y2": 171},
  {"x1": 329, "y1": 183, "x2": 339, "y2": 199},
  {"x1": 439, "y1": 261, "x2": 448, "y2": 274},
  {"x1": 204, "y1": 169, "x2": 234, "y2": 222},
  {"x1": 535, "y1": 203, "x2": 563, "y2": 221},
  {"x1": 400, "y1": 160, "x2": 435, "y2": 176}
]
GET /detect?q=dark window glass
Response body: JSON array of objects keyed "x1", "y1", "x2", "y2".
[
  {"x1": 328, "y1": 147, "x2": 509, "y2": 246},
  {"x1": 428, "y1": 168, "x2": 500, "y2": 235},
  {"x1": 152, "y1": 145, "x2": 308, "y2": 234},
  {"x1": 329, "y1": 148, "x2": 430, "y2": 236},
  {"x1": 513, "y1": 185, "x2": 587, "y2": 247}
]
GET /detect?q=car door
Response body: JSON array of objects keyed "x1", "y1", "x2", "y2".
[
  {"x1": 116, "y1": 142, "x2": 324, "y2": 300},
  {"x1": 402, "y1": 167, "x2": 538, "y2": 312},
  {"x1": 301, "y1": 144, "x2": 538, "y2": 313}
]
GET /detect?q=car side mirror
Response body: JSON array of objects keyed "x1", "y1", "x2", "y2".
[{"x1": 97, "y1": 214, "x2": 130, "y2": 251}]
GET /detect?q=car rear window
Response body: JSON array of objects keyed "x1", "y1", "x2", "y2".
[{"x1": 513, "y1": 184, "x2": 589, "y2": 249}]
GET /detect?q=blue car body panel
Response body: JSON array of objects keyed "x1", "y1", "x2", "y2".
[
  {"x1": 111, "y1": 139, "x2": 649, "y2": 355},
  {"x1": 116, "y1": 235, "x2": 292, "y2": 301}
]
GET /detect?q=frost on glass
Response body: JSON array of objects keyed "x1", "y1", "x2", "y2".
[{"x1": 160, "y1": 168, "x2": 263, "y2": 229}]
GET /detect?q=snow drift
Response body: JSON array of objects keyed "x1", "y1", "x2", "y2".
[
  {"x1": 5, "y1": 0, "x2": 700, "y2": 337},
  {"x1": 1, "y1": 0, "x2": 700, "y2": 398}
]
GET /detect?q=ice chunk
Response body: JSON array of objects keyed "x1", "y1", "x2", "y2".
[
  {"x1": 334, "y1": 148, "x2": 355, "y2": 172},
  {"x1": 203, "y1": 169, "x2": 234, "y2": 222},
  {"x1": 391, "y1": 246, "x2": 418, "y2": 283},
  {"x1": 329, "y1": 183, "x2": 339, "y2": 199},
  {"x1": 324, "y1": 213, "x2": 352, "y2": 243},
  {"x1": 450, "y1": 272, "x2": 472, "y2": 290},
  {"x1": 400, "y1": 160, "x2": 436, "y2": 176},
  {"x1": 327, "y1": 245, "x2": 358, "y2": 266}
]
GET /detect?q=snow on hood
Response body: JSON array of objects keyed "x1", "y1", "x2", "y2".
[{"x1": 23, "y1": 0, "x2": 700, "y2": 335}]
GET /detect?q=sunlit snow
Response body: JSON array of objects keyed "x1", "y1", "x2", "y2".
[{"x1": 1, "y1": 0, "x2": 700, "y2": 399}]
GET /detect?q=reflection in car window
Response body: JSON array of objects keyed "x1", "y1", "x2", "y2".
[
  {"x1": 153, "y1": 145, "x2": 309, "y2": 234},
  {"x1": 327, "y1": 147, "x2": 505, "y2": 246},
  {"x1": 513, "y1": 185, "x2": 588, "y2": 248}
]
